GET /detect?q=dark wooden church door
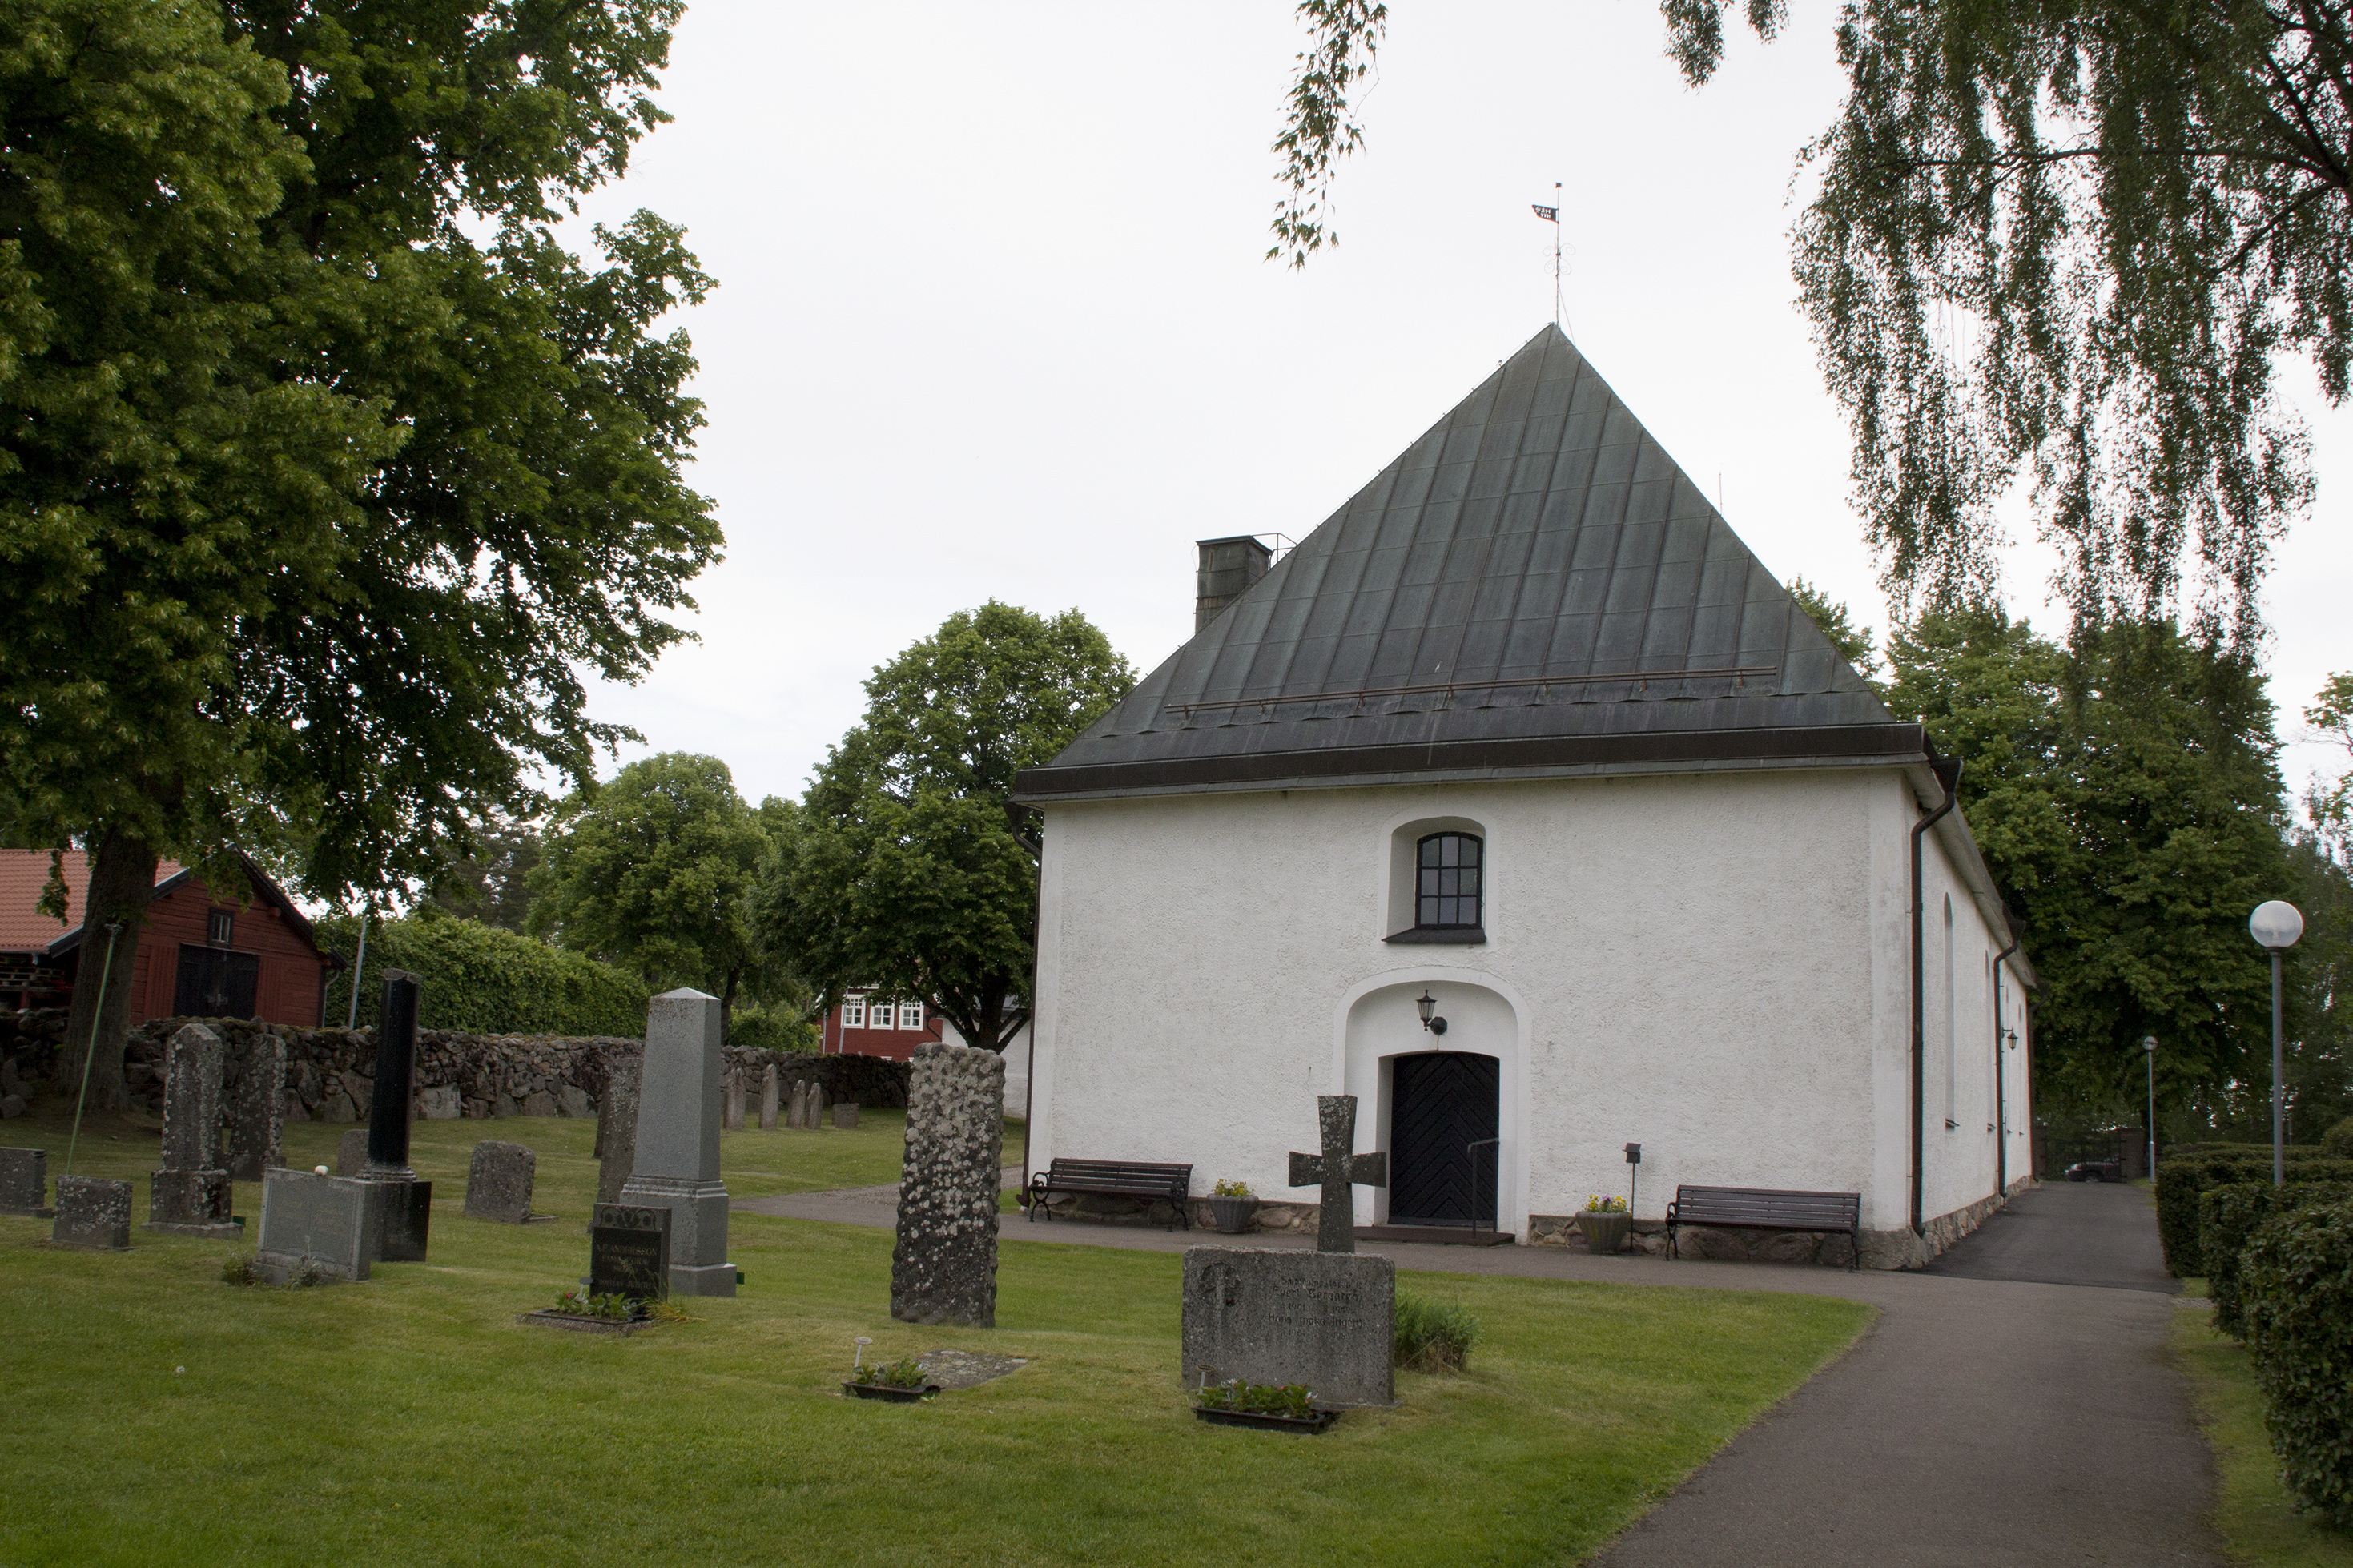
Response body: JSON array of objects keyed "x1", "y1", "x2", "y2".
[
  {"x1": 1389, "y1": 1052, "x2": 1499, "y2": 1226},
  {"x1": 174, "y1": 944, "x2": 259, "y2": 1018}
]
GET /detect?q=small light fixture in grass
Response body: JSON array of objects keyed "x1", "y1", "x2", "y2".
[{"x1": 1393, "y1": 1290, "x2": 1480, "y2": 1372}]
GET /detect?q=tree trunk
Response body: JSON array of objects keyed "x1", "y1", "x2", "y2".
[
  {"x1": 58, "y1": 825, "x2": 158, "y2": 1113},
  {"x1": 719, "y1": 967, "x2": 738, "y2": 1041}
]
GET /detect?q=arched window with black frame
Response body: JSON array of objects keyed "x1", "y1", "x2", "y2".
[{"x1": 1415, "y1": 832, "x2": 1483, "y2": 931}]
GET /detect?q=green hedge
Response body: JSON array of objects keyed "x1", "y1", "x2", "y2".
[
  {"x1": 316, "y1": 907, "x2": 650, "y2": 1038},
  {"x1": 2200, "y1": 1183, "x2": 2353, "y2": 1338},
  {"x1": 2155, "y1": 1150, "x2": 2353, "y2": 1276},
  {"x1": 2327, "y1": 1119, "x2": 2353, "y2": 1158},
  {"x1": 2242, "y1": 1200, "x2": 2353, "y2": 1529}
]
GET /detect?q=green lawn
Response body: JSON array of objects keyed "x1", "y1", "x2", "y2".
[
  {"x1": 1, "y1": 1100, "x2": 1870, "y2": 1566},
  {"x1": 2173, "y1": 1307, "x2": 2353, "y2": 1567}
]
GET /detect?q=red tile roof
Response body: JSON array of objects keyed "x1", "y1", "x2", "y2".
[{"x1": 0, "y1": 850, "x2": 185, "y2": 954}]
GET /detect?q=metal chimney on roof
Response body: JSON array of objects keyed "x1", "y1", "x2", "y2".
[{"x1": 1195, "y1": 536, "x2": 1272, "y2": 632}]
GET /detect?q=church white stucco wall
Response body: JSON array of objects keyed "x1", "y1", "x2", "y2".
[{"x1": 1026, "y1": 766, "x2": 2029, "y2": 1253}]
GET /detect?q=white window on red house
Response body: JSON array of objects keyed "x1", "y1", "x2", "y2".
[
  {"x1": 843, "y1": 997, "x2": 866, "y2": 1028},
  {"x1": 898, "y1": 1002, "x2": 923, "y2": 1030}
]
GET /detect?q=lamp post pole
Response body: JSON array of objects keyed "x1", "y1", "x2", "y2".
[
  {"x1": 2142, "y1": 1036, "x2": 2157, "y2": 1187},
  {"x1": 2250, "y1": 902, "x2": 2304, "y2": 1190}
]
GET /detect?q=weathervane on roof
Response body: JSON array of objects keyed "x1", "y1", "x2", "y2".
[{"x1": 1531, "y1": 183, "x2": 1567, "y2": 335}]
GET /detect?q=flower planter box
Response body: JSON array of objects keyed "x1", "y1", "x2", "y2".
[
  {"x1": 517, "y1": 1310, "x2": 638, "y2": 1336},
  {"x1": 1205, "y1": 1195, "x2": 1260, "y2": 1234},
  {"x1": 1576, "y1": 1212, "x2": 1632, "y2": 1254},
  {"x1": 1193, "y1": 1405, "x2": 1339, "y2": 1434},
  {"x1": 843, "y1": 1381, "x2": 940, "y2": 1403}
]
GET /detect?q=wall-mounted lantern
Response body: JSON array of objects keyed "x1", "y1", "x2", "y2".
[{"x1": 1415, "y1": 988, "x2": 1448, "y2": 1039}]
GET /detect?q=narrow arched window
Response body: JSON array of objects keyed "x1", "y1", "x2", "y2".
[{"x1": 1416, "y1": 833, "x2": 1483, "y2": 930}]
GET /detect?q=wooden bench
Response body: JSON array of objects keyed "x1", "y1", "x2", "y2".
[
  {"x1": 1665, "y1": 1184, "x2": 1861, "y2": 1271},
  {"x1": 1024, "y1": 1159, "x2": 1194, "y2": 1231}
]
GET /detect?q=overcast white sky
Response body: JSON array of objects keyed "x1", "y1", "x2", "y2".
[{"x1": 553, "y1": 1, "x2": 2352, "y2": 812}]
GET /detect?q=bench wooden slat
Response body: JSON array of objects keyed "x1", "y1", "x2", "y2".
[
  {"x1": 1665, "y1": 1183, "x2": 1861, "y2": 1271},
  {"x1": 1026, "y1": 1157, "x2": 1195, "y2": 1231}
]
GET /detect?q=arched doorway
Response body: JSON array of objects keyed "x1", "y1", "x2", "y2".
[
  {"x1": 1388, "y1": 1051, "x2": 1500, "y2": 1226},
  {"x1": 1337, "y1": 974, "x2": 1528, "y2": 1236}
]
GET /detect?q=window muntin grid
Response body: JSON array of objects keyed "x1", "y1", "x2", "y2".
[
  {"x1": 843, "y1": 997, "x2": 867, "y2": 1028},
  {"x1": 897, "y1": 1002, "x2": 923, "y2": 1030},
  {"x1": 1415, "y1": 833, "x2": 1483, "y2": 929}
]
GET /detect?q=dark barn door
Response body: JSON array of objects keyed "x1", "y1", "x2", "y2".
[
  {"x1": 1389, "y1": 1052, "x2": 1499, "y2": 1226},
  {"x1": 174, "y1": 945, "x2": 260, "y2": 1018}
]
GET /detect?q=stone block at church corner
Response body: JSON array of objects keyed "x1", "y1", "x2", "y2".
[{"x1": 1181, "y1": 1246, "x2": 1394, "y2": 1409}]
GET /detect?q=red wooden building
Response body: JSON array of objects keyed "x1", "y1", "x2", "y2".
[
  {"x1": 817, "y1": 988, "x2": 945, "y2": 1061},
  {"x1": 0, "y1": 850, "x2": 339, "y2": 1026}
]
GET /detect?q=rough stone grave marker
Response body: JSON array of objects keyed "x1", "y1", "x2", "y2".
[
  {"x1": 758, "y1": 1063, "x2": 779, "y2": 1131},
  {"x1": 1286, "y1": 1095, "x2": 1388, "y2": 1253},
  {"x1": 256, "y1": 1168, "x2": 377, "y2": 1282},
  {"x1": 355, "y1": 971, "x2": 431, "y2": 1262},
  {"x1": 0, "y1": 1147, "x2": 53, "y2": 1217},
  {"x1": 618, "y1": 989, "x2": 734, "y2": 1296},
  {"x1": 147, "y1": 1023, "x2": 238, "y2": 1237},
  {"x1": 810, "y1": 1083, "x2": 827, "y2": 1128},
  {"x1": 588, "y1": 1203, "x2": 670, "y2": 1300},
  {"x1": 594, "y1": 1055, "x2": 641, "y2": 1208},
  {"x1": 722, "y1": 1067, "x2": 745, "y2": 1132},
  {"x1": 786, "y1": 1080, "x2": 808, "y2": 1130},
  {"x1": 1180, "y1": 1247, "x2": 1395, "y2": 1408},
  {"x1": 52, "y1": 1175, "x2": 132, "y2": 1250},
  {"x1": 335, "y1": 1128, "x2": 370, "y2": 1177},
  {"x1": 221, "y1": 1030, "x2": 285, "y2": 1180},
  {"x1": 890, "y1": 1043, "x2": 1003, "y2": 1327},
  {"x1": 832, "y1": 1100, "x2": 859, "y2": 1130},
  {"x1": 463, "y1": 1140, "x2": 538, "y2": 1224}
]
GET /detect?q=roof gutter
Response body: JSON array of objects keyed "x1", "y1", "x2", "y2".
[{"x1": 1912, "y1": 755, "x2": 1961, "y2": 1239}]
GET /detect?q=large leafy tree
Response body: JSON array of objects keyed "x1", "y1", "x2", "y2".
[
  {"x1": 0, "y1": 0, "x2": 716, "y2": 1104},
  {"x1": 1271, "y1": 2, "x2": 2345, "y2": 635},
  {"x1": 529, "y1": 754, "x2": 768, "y2": 1027},
  {"x1": 1885, "y1": 607, "x2": 2291, "y2": 1122},
  {"x1": 762, "y1": 603, "x2": 1134, "y2": 1053}
]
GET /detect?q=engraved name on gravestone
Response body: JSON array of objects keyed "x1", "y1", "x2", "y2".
[
  {"x1": 1180, "y1": 1247, "x2": 1396, "y2": 1409},
  {"x1": 0, "y1": 1147, "x2": 53, "y2": 1217},
  {"x1": 890, "y1": 1043, "x2": 1004, "y2": 1328},
  {"x1": 147, "y1": 1023, "x2": 238, "y2": 1236},
  {"x1": 588, "y1": 1204, "x2": 671, "y2": 1300},
  {"x1": 256, "y1": 1168, "x2": 378, "y2": 1282},
  {"x1": 618, "y1": 989, "x2": 734, "y2": 1297}
]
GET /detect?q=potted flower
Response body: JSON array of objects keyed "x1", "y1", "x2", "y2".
[
  {"x1": 845, "y1": 1354, "x2": 941, "y2": 1403},
  {"x1": 1192, "y1": 1377, "x2": 1338, "y2": 1433},
  {"x1": 1575, "y1": 1194, "x2": 1632, "y2": 1255},
  {"x1": 1205, "y1": 1179, "x2": 1259, "y2": 1234}
]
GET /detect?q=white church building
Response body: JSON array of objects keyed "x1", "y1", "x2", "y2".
[{"x1": 1012, "y1": 326, "x2": 2035, "y2": 1267}]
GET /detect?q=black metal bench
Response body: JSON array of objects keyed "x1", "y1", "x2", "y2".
[
  {"x1": 1665, "y1": 1184, "x2": 1861, "y2": 1271},
  {"x1": 1024, "y1": 1159, "x2": 1194, "y2": 1231}
]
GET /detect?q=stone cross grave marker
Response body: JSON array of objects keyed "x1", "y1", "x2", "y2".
[
  {"x1": 890, "y1": 1043, "x2": 1004, "y2": 1327},
  {"x1": 618, "y1": 989, "x2": 735, "y2": 1296},
  {"x1": 147, "y1": 1023, "x2": 237, "y2": 1237},
  {"x1": 758, "y1": 1063, "x2": 779, "y2": 1130},
  {"x1": 594, "y1": 1055, "x2": 641, "y2": 1208},
  {"x1": 52, "y1": 1175, "x2": 132, "y2": 1251},
  {"x1": 463, "y1": 1140, "x2": 537, "y2": 1224},
  {"x1": 355, "y1": 971, "x2": 431, "y2": 1263},
  {"x1": 1286, "y1": 1095, "x2": 1388, "y2": 1253},
  {"x1": 589, "y1": 1203, "x2": 671, "y2": 1301},
  {"x1": 0, "y1": 1147, "x2": 53, "y2": 1217},
  {"x1": 256, "y1": 1168, "x2": 377, "y2": 1282},
  {"x1": 1181, "y1": 1246, "x2": 1395, "y2": 1408}
]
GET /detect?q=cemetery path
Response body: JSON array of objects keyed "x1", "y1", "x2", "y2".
[{"x1": 747, "y1": 1179, "x2": 2218, "y2": 1566}]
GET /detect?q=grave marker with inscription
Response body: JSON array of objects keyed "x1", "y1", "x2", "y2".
[
  {"x1": 356, "y1": 971, "x2": 431, "y2": 1262},
  {"x1": 255, "y1": 1168, "x2": 378, "y2": 1282},
  {"x1": 463, "y1": 1140, "x2": 537, "y2": 1224},
  {"x1": 52, "y1": 1175, "x2": 132, "y2": 1251},
  {"x1": 0, "y1": 1147, "x2": 52, "y2": 1217},
  {"x1": 759, "y1": 1064, "x2": 779, "y2": 1131},
  {"x1": 1181, "y1": 1247, "x2": 1395, "y2": 1408},
  {"x1": 589, "y1": 1204, "x2": 671, "y2": 1300},
  {"x1": 618, "y1": 989, "x2": 735, "y2": 1296},
  {"x1": 594, "y1": 1055, "x2": 641, "y2": 1207},
  {"x1": 147, "y1": 1023, "x2": 238, "y2": 1237}
]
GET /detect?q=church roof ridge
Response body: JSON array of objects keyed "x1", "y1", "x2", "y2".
[{"x1": 1016, "y1": 324, "x2": 1923, "y2": 800}]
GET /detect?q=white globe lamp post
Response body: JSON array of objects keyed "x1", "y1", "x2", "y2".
[{"x1": 2250, "y1": 901, "x2": 2304, "y2": 1188}]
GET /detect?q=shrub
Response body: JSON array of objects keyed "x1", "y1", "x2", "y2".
[
  {"x1": 316, "y1": 906, "x2": 649, "y2": 1037},
  {"x1": 726, "y1": 1002, "x2": 818, "y2": 1055},
  {"x1": 2155, "y1": 1151, "x2": 2353, "y2": 1276},
  {"x1": 2200, "y1": 1183, "x2": 2353, "y2": 1338},
  {"x1": 2241, "y1": 1200, "x2": 2353, "y2": 1529},
  {"x1": 1195, "y1": 1380, "x2": 1316, "y2": 1417},
  {"x1": 1394, "y1": 1291, "x2": 1481, "y2": 1372},
  {"x1": 2327, "y1": 1119, "x2": 2353, "y2": 1158},
  {"x1": 851, "y1": 1357, "x2": 929, "y2": 1390}
]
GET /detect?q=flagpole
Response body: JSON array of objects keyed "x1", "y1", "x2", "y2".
[{"x1": 1532, "y1": 185, "x2": 1566, "y2": 334}]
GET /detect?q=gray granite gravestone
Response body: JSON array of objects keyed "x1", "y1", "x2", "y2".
[
  {"x1": 1181, "y1": 1247, "x2": 1396, "y2": 1408},
  {"x1": 147, "y1": 1023, "x2": 237, "y2": 1237},
  {"x1": 589, "y1": 1203, "x2": 670, "y2": 1300},
  {"x1": 0, "y1": 1147, "x2": 52, "y2": 1217},
  {"x1": 832, "y1": 1100, "x2": 859, "y2": 1130},
  {"x1": 335, "y1": 1128, "x2": 370, "y2": 1177},
  {"x1": 1286, "y1": 1094, "x2": 1388, "y2": 1253},
  {"x1": 722, "y1": 1067, "x2": 745, "y2": 1132},
  {"x1": 890, "y1": 1043, "x2": 1004, "y2": 1327},
  {"x1": 618, "y1": 989, "x2": 734, "y2": 1296},
  {"x1": 463, "y1": 1140, "x2": 537, "y2": 1224},
  {"x1": 758, "y1": 1063, "x2": 779, "y2": 1131},
  {"x1": 594, "y1": 1054, "x2": 640, "y2": 1208},
  {"x1": 355, "y1": 971, "x2": 431, "y2": 1262},
  {"x1": 52, "y1": 1175, "x2": 132, "y2": 1250},
  {"x1": 256, "y1": 1168, "x2": 377, "y2": 1282},
  {"x1": 221, "y1": 1029, "x2": 285, "y2": 1180}
]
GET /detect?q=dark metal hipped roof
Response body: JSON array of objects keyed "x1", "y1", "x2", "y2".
[{"x1": 1016, "y1": 325, "x2": 1921, "y2": 801}]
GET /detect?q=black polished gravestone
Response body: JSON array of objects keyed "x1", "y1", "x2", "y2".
[
  {"x1": 356, "y1": 970, "x2": 432, "y2": 1262},
  {"x1": 589, "y1": 1203, "x2": 670, "y2": 1301}
]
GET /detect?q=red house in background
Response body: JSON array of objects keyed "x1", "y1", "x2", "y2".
[
  {"x1": 817, "y1": 988, "x2": 945, "y2": 1061},
  {"x1": 0, "y1": 850, "x2": 340, "y2": 1026}
]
